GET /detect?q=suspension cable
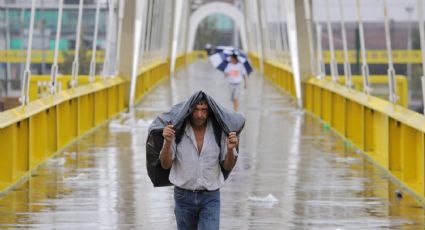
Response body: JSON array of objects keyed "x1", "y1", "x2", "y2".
[
  {"x1": 89, "y1": 0, "x2": 101, "y2": 83},
  {"x1": 419, "y1": 0, "x2": 425, "y2": 74},
  {"x1": 102, "y1": 0, "x2": 115, "y2": 79},
  {"x1": 339, "y1": 0, "x2": 352, "y2": 88},
  {"x1": 50, "y1": 0, "x2": 64, "y2": 95},
  {"x1": 383, "y1": 0, "x2": 398, "y2": 104},
  {"x1": 356, "y1": 0, "x2": 371, "y2": 94},
  {"x1": 5, "y1": 6, "x2": 11, "y2": 96},
  {"x1": 70, "y1": 0, "x2": 84, "y2": 88},
  {"x1": 20, "y1": 0, "x2": 36, "y2": 105},
  {"x1": 278, "y1": 0, "x2": 289, "y2": 64},
  {"x1": 316, "y1": 23, "x2": 325, "y2": 79},
  {"x1": 326, "y1": 0, "x2": 338, "y2": 82},
  {"x1": 417, "y1": 0, "x2": 425, "y2": 113},
  {"x1": 115, "y1": 0, "x2": 125, "y2": 75}
]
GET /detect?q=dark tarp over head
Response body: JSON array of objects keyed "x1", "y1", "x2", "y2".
[{"x1": 146, "y1": 91, "x2": 245, "y2": 187}]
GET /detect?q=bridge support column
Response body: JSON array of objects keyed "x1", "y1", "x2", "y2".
[
  {"x1": 255, "y1": 0, "x2": 265, "y2": 74},
  {"x1": 287, "y1": 0, "x2": 313, "y2": 107},
  {"x1": 118, "y1": 0, "x2": 140, "y2": 108},
  {"x1": 294, "y1": 0, "x2": 313, "y2": 81}
]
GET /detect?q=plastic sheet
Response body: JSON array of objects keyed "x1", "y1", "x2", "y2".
[{"x1": 146, "y1": 91, "x2": 245, "y2": 187}]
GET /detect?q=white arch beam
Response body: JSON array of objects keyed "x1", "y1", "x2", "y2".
[{"x1": 187, "y1": 2, "x2": 248, "y2": 52}]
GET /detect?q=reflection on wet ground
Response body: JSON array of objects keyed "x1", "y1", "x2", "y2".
[{"x1": 0, "y1": 61, "x2": 424, "y2": 229}]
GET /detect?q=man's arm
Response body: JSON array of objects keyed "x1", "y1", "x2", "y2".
[
  {"x1": 222, "y1": 132, "x2": 238, "y2": 171},
  {"x1": 160, "y1": 125, "x2": 175, "y2": 169}
]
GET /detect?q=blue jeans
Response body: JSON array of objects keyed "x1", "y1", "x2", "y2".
[{"x1": 174, "y1": 186, "x2": 220, "y2": 230}]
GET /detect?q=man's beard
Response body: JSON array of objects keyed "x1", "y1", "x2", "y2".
[{"x1": 192, "y1": 118, "x2": 206, "y2": 127}]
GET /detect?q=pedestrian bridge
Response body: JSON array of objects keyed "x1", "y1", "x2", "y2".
[{"x1": 1, "y1": 0, "x2": 425, "y2": 228}]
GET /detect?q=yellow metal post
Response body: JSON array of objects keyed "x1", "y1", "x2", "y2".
[
  {"x1": 30, "y1": 113, "x2": 47, "y2": 169},
  {"x1": 372, "y1": 112, "x2": 389, "y2": 168},
  {"x1": 346, "y1": 101, "x2": 363, "y2": 148},
  {"x1": 389, "y1": 118, "x2": 401, "y2": 179},
  {"x1": 331, "y1": 94, "x2": 345, "y2": 136},
  {"x1": 363, "y1": 108, "x2": 374, "y2": 153}
]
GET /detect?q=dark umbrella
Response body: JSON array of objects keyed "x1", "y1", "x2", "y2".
[{"x1": 209, "y1": 46, "x2": 253, "y2": 75}]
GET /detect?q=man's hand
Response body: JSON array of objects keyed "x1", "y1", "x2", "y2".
[
  {"x1": 223, "y1": 132, "x2": 238, "y2": 171},
  {"x1": 163, "y1": 125, "x2": 175, "y2": 142},
  {"x1": 226, "y1": 132, "x2": 238, "y2": 150},
  {"x1": 160, "y1": 124, "x2": 175, "y2": 169}
]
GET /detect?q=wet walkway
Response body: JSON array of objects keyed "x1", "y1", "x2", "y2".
[{"x1": 0, "y1": 60, "x2": 424, "y2": 229}]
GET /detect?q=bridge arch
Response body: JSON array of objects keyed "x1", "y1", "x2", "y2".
[{"x1": 187, "y1": 2, "x2": 248, "y2": 52}]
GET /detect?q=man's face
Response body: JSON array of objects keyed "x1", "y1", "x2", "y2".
[{"x1": 191, "y1": 102, "x2": 209, "y2": 127}]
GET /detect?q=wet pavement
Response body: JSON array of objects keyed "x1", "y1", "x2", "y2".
[{"x1": 0, "y1": 60, "x2": 424, "y2": 229}]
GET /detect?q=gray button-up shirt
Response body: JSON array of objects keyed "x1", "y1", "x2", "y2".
[{"x1": 168, "y1": 119, "x2": 237, "y2": 191}]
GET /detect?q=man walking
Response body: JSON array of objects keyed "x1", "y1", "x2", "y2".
[{"x1": 159, "y1": 98, "x2": 239, "y2": 230}]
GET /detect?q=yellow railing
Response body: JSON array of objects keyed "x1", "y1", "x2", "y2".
[
  {"x1": 260, "y1": 59, "x2": 408, "y2": 108},
  {"x1": 0, "y1": 51, "x2": 203, "y2": 195},
  {"x1": 187, "y1": 50, "x2": 208, "y2": 63},
  {"x1": 248, "y1": 52, "x2": 260, "y2": 70},
  {"x1": 251, "y1": 57, "x2": 425, "y2": 201},
  {"x1": 2, "y1": 49, "x2": 421, "y2": 64},
  {"x1": 0, "y1": 77, "x2": 127, "y2": 195},
  {"x1": 10, "y1": 51, "x2": 208, "y2": 105},
  {"x1": 133, "y1": 51, "x2": 207, "y2": 104},
  {"x1": 322, "y1": 75, "x2": 408, "y2": 107},
  {"x1": 264, "y1": 59, "x2": 296, "y2": 98},
  {"x1": 135, "y1": 60, "x2": 170, "y2": 103},
  {"x1": 175, "y1": 50, "x2": 207, "y2": 73},
  {"x1": 0, "y1": 50, "x2": 105, "y2": 63},
  {"x1": 304, "y1": 78, "x2": 425, "y2": 200},
  {"x1": 322, "y1": 50, "x2": 423, "y2": 64},
  {"x1": 29, "y1": 75, "x2": 104, "y2": 101},
  {"x1": 175, "y1": 53, "x2": 186, "y2": 72}
]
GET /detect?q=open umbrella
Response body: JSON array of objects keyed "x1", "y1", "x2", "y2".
[{"x1": 209, "y1": 46, "x2": 253, "y2": 75}]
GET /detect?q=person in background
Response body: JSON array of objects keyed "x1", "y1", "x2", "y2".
[
  {"x1": 205, "y1": 43, "x2": 212, "y2": 55},
  {"x1": 224, "y1": 54, "x2": 247, "y2": 112}
]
